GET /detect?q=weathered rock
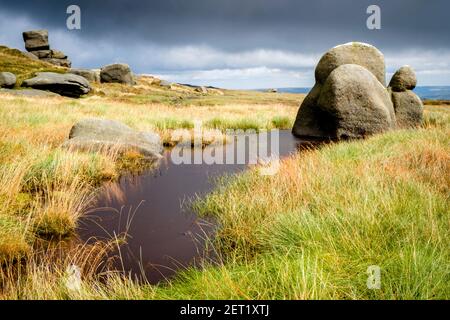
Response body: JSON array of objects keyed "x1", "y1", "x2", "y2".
[
  {"x1": 62, "y1": 118, "x2": 163, "y2": 162},
  {"x1": 41, "y1": 58, "x2": 72, "y2": 68},
  {"x1": 389, "y1": 65, "x2": 417, "y2": 92},
  {"x1": 69, "y1": 69, "x2": 100, "y2": 83},
  {"x1": 391, "y1": 90, "x2": 423, "y2": 128},
  {"x1": 0, "y1": 72, "x2": 16, "y2": 88},
  {"x1": 317, "y1": 64, "x2": 395, "y2": 139},
  {"x1": 51, "y1": 50, "x2": 68, "y2": 59},
  {"x1": 23, "y1": 30, "x2": 49, "y2": 51},
  {"x1": 0, "y1": 88, "x2": 60, "y2": 97},
  {"x1": 30, "y1": 50, "x2": 52, "y2": 59},
  {"x1": 292, "y1": 84, "x2": 327, "y2": 137},
  {"x1": 21, "y1": 51, "x2": 39, "y2": 60},
  {"x1": 315, "y1": 42, "x2": 386, "y2": 86},
  {"x1": 100, "y1": 63, "x2": 134, "y2": 85},
  {"x1": 267, "y1": 88, "x2": 278, "y2": 93},
  {"x1": 22, "y1": 72, "x2": 90, "y2": 98}
]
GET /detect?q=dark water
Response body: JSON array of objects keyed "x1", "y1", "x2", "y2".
[
  {"x1": 78, "y1": 130, "x2": 321, "y2": 283},
  {"x1": 257, "y1": 86, "x2": 450, "y2": 100}
]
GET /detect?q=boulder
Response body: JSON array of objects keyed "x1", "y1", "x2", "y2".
[
  {"x1": 23, "y1": 30, "x2": 49, "y2": 51},
  {"x1": 100, "y1": 63, "x2": 134, "y2": 85},
  {"x1": 391, "y1": 90, "x2": 423, "y2": 128},
  {"x1": 22, "y1": 72, "x2": 91, "y2": 98},
  {"x1": 389, "y1": 65, "x2": 417, "y2": 92},
  {"x1": 292, "y1": 84, "x2": 327, "y2": 137},
  {"x1": 41, "y1": 58, "x2": 72, "y2": 68},
  {"x1": 69, "y1": 69, "x2": 100, "y2": 83},
  {"x1": 51, "y1": 50, "x2": 68, "y2": 59},
  {"x1": 62, "y1": 118, "x2": 163, "y2": 162},
  {"x1": 30, "y1": 50, "x2": 52, "y2": 59},
  {"x1": 0, "y1": 72, "x2": 17, "y2": 88},
  {"x1": 317, "y1": 64, "x2": 395, "y2": 139},
  {"x1": 315, "y1": 42, "x2": 386, "y2": 86}
]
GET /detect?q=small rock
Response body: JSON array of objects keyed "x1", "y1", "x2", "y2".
[
  {"x1": 21, "y1": 51, "x2": 39, "y2": 60},
  {"x1": 195, "y1": 86, "x2": 208, "y2": 94},
  {"x1": 30, "y1": 50, "x2": 52, "y2": 59},
  {"x1": 389, "y1": 65, "x2": 417, "y2": 92},
  {"x1": 0, "y1": 72, "x2": 17, "y2": 88}
]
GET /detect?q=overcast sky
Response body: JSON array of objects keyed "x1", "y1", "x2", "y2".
[{"x1": 1, "y1": 0, "x2": 449, "y2": 88}]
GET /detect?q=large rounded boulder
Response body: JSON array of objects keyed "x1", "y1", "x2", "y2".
[
  {"x1": 22, "y1": 72, "x2": 91, "y2": 98},
  {"x1": 318, "y1": 64, "x2": 395, "y2": 139},
  {"x1": 62, "y1": 118, "x2": 163, "y2": 162},
  {"x1": 100, "y1": 63, "x2": 135, "y2": 85},
  {"x1": 315, "y1": 42, "x2": 386, "y2": 86}
]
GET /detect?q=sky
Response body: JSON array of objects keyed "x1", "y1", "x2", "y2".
[{"x1": 0, "y1": 0, "x2": 449, "y2": 89}]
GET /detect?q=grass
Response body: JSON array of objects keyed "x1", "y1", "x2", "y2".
[
  {"x1": 0, "y1": 46, "x2": 448, "y2": 299},
  {"x1": 0, "y1": 46, "x2": 66, "y2": 86},
  {"x1": 0, "y1": 105, "x2": 448, "y2": 299}
]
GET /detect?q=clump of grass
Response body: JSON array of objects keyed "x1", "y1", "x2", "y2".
[
  {"x1": 271, "y1": 116, "x2": 293, "y2": 129},
  {"x1": 0, "y1": 215, "x2": 31, "y2": 263}
]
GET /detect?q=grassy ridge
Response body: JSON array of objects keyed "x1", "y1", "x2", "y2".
[{"x1": 0, "y1": 46, "x2": 65, "y2": 86}]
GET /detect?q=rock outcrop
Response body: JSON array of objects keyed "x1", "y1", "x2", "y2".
[
  {"x1": 22, "y1": 72, "x2": 91, "y2": 98},
  {"x1": 69, "y1": 69, "x2": 101, "y2": 83},
  {"x1": 292, "y1": 42, "x2": 423, "y2": 139},
  {"x1": 388, "y1": 66, "x2": 423, "y2": 128},
  {"x1": 22, "y1": 30, "x2": 71, "y2": 68},
  {"x1": 100, "y1": 64, "x2": 135, "y2": 85},
  {"x1": 0, "y1": 72, "x2": 16, "y2": 88},
  {"x1": 62, "y1": 118, "x2": 163, "y2": 162}
]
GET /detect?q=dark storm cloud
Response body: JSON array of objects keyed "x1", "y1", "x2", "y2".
[
  {"x1": 0, "y1": 0, "x2": 449, "y2": 87},
  {"x1": 1, "y1": 0, "x2": 449, "y2": 51}
]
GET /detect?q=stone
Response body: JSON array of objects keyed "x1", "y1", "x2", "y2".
[
  {"x1": 21, "y1": 51, "x2": 39, "y2": 60},
  {"x1": 391, "y1": 90, "x2": 423, "y2": 128},
  {"x1": 0, "y1": 72, "x2": 17, "y2": 88},
  {"x1": 51, "y1": 50, "x2": 67, "y2": 59},
  {"x1": 159, "y1": 80, "x2": 172, "y2": 88},
  {"x1": 292, "y1": 84, "x2": 327, "y2": 137},
  {"x1": 0, "y1": 88, "x2": 60, "y2": 97},
  {"x1": 100, "y1": 63, "x2": 134, "y2": 85},
  {"x1": 267, "y1": 88, "x2": 278, "y2": 93},
  {"x1": 23, "y1": 30, "x2": 49, "y2": 51},
  {"x1": 389, "y1": 65, "x2": 417, "y2": 92},
  {"x1": 69, "y1": 69, "x2": 100, "y2": 83},
  {"x1": 315, "y1": 42, "x2": 386, "y2": 86},
  {"x1": 21, "y1": 72, "x2": 91, "y2": 98},
  {"x1": 62, "y1": 118, "x2": 163, "y2": 162},
  {"x1": 41, "y1": 58, "x2": 72, "y2": 68},
  {"x1": 317, "y1": 64, "x2": 395, "y2": 139},
  {"x1": 30, "y1": 50, "x2": 52, "y2": 59}
]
